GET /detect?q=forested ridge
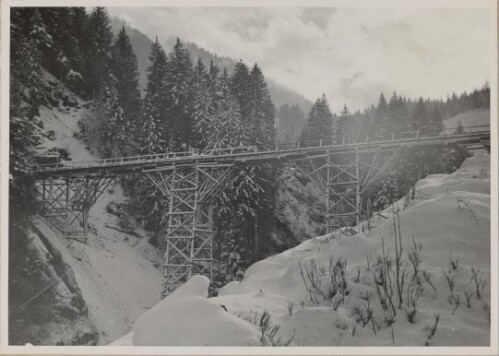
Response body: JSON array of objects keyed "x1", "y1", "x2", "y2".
[{"x1": 10, "y1": 7, "x2": 490, "y2": 284}]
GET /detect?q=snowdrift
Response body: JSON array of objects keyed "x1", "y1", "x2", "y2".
[{"x1": 111, "y1": 276, "x2": 262, "y2": 346}]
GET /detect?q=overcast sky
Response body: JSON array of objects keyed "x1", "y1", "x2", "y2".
[{"x1": 108, "y1": 6, "x2": 490, "y2": 112}]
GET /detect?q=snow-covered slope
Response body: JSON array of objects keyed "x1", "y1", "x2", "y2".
[
  {"x1": 211, "y1": 151, "x2": 491, "y2": 346},
  {"x1": 116, "y1": 150, "x2": 491, "y2": 347},
  {"x1": 32, "y1": 73, "x2": 164, "y2": 345},
  {"x1": 443, "y1": 110, "x2": 490, "y2": 133}
]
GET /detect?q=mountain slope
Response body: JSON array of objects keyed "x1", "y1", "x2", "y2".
[{"x1": 110, "y1": 18, "x2": 313, "y2": 115}]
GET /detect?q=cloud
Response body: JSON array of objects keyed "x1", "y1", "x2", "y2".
[{"x1": 108, "y1": 6, "x2": 490, "y2": 113}]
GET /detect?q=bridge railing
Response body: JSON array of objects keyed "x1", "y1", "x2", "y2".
[{"x1": 31, "y1": 127, "x2": 490, "y2": 173}]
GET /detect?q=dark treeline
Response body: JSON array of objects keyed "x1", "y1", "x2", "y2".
[
  {"x1": 278, "y1": 84, "x2": 490, "y2": 146},
  {"x1": 10, "y1": 7, "x2": 280, "y2": 281},
  {"x1": 294, "y1": 85, "x2": 489, "y2": 211}
]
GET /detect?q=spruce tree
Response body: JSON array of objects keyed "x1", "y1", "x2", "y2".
[
  {"x1": 192, "y1": 58, "x2": 214, "y2": 150},
  {"x1": 141, "y1": 37, "x2": 169, "y2": 154},
  {"x1": 109, "y1": 26, "x2": 142, "y2": 153},
  {"x1": 230, "y1": 60, "x2": 251, "y2": 120},
  {"x1": 289, "y1": 104, "x2": 305, "y2": 143},
  {"x1": 336, "y1": 104, "x2": 351, "y2": 144},
  {"x1": 411, "y1": 97, "x2": 431, "y2": 136},
  {"x1": 164, "y1": 37, "x2": 194, "y2": 150},
  {"x1": 374, "y1": 92, "x2": 389, "y2": 139},
  {"x1": 83, "y1": 7, "x2": 113, "y2": 98},
  {"x1": 247, "y1": 64, "x2": 276, "y2": 149},
  {"x1": 301, "y1": 94, "x2": 334, "y2": 146},
  {"x1": 428, "y1": 105, "x2": 444, "y2": 135},
  {"x1": 10, "y1": 8, "x2": 47, "y2": 230},
  {"x1": 207, "y1": 68, "x2": 246, "y2": 149}
]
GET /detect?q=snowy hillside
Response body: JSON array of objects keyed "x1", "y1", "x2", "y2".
[
  {"x1": 443, "y1": 110, "x2": 490, "y2": 133},
  {"x1": 29, "y1": 72, "x2": 164, "y2": 345},
  {"x1": 113, "y1": 151, "x2": 491, "y2": 347}
]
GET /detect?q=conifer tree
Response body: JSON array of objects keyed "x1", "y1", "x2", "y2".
[
  {"x1": 83, "y1": 7, "x2": 113, "y2": 98},
  {"x1": 387, "y1": 92, "x2": 409, "y2": 138},
  {"x1": 247, "y1": 64, "x2": 276, "y2": 149},
  {"x1": 207, "y1": 68, "x2": 246, "y2": 149},
  {"x1": 192, "y1": 58, "x2": 214, "y2": 150},
  {"x1": 109, "y1": 26, "x2": 142, "y2": 153},
  {"x1": 428, "y1": 105, "x2": 444, "y2": 135},
  {"x1": 10, "y1": 8, "x2": 47, "y2": 229},
  {"x1": 208, "y1": 60, "x2": 222, "y2": 101},
  {"x1": 336, "y1": 104, "x2": 351, "y2": 144},
  {"x1": 374, "y1": 92, "x2": 389, "y2": 139},
  {"x1": 164, "y1": 37, "x2": 194, "y2": 150},
  {"x1": 230, "y1": 60, "x2": 251, "y2": 120},
  {"x1": 301, "y1": 94, "x2": 334, "y2": 146},
  {"x1": 289, "y1": 104, "x2": 305, "y2": 143},
  {"x1": 411, "y1": 97, "x2": 431, "y2": 136},
  {"x1": 141, "y1": 37, "x2": 169, "y2": 154}
]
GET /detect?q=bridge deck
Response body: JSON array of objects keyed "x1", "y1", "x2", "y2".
[{"x1": 31, "y1": 131, "x2": 490, "y2": 178}]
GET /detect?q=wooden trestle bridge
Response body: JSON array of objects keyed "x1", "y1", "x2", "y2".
[{"x1": 31, "y1": 129, "x2": 490, "y2": 297}]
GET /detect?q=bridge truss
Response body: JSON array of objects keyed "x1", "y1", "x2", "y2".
[
  {"x1": 292, "y1": 147, "x2": 401, "y2": 233},
  {"x1": 35, "y1": 175, "x2": 114, "y2": 242},
  {"x1": 31, "y1": 130, "x2": 490, "y2": 296}
]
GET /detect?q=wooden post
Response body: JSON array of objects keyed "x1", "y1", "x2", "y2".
[
  {"x1": 254, "y1": 213, "x2": 259, "y2": 262},
  {"x1": 326, "y1": 153, "x2": 331, "y2": 234},
  {"x1": 356, "y1": 149, "x2": 361, "y2": 231}
]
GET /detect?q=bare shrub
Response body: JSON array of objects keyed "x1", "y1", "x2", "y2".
[
  {"x1": 329, "y1": 257, "x2": 348, "y2": 305},
  {"x1": 422, "y1": 270, "x2": 437, "y2": 293},
  {"x1": 299, "y1": 260, "x2": 327, "y2": 304},
  {"x1": 351, "y1": 291, "x2": 379, "y2": 334},
  {"x1": 425, "y1": 313, "x2": 441, "y2": 346},
  {"x1": 449, "y1": 252, "x2": 459, "y2": 270},
  {"x1": 392, "y1": 209, "x2": 407, "y2": 309},
  {"x1": 407, "y1": 236, "x2": 423, "y2": 281},
  {"x1": 464, "y1": 290, "x2": 473, "y2": 308},
  {"x1": 451, "y1": 294, "x2": 460, "y2": 314},
  {"x1": 406, "y1": 286, "x2": 423, "y2": 323},
  {"x1": 287, "y1": 302, "x2": 294, "y2": 316},
  {"x1": 354, "y1": 266, "x2": 361, "y2": 283},
  {"x1": 457, "y1": 199, "x2": 478, "y2": 224},
  {"x1": 443, "y1": 268, "x2": 456, "y2": 293},
  {"x1": 244, "y1": 310, "x2": 295, "y2": 346},
  {"x1": 470, "y1": 267, "x2": 487, "y2": 300}
]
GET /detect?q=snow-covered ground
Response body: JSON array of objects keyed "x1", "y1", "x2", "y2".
[
  {"x1": 112, "y1": 150, "x2": 491, "y2": 347},
  {"x1": 34, "y1": 77, "x2": 164, "y2": 345}
]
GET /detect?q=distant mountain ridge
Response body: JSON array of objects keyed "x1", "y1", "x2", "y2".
[{"x1": 110, "y1": 18, "x2": 313, "y2": 116}]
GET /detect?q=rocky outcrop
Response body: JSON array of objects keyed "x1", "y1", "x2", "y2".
[{"x1": 9, "y1": 222, "x2": 99, "y2": 345}]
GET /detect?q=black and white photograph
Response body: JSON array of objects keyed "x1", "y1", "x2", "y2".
[{"x1": 1, "y1": 0, "x2": 497, "y2": 353}]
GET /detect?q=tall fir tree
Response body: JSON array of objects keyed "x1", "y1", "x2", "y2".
[
  {"x1": 247, "y1": 64, "x2": 276, "y2": 149},
  {"x1": 192, "y1": 58, "x2": 214, "y2": 150},
  {"x1": 83, "y1": 7, "x2": 113, "y2": 98},
  {"x1": 230, "y1": 60, "x2": 252, "y2": 120},
  {"x1": 10, "y1": 8, "x2": 47, "y2": 231},
  {"x1": 141, "y1": 37, "x2": 169, "y2": 154},
  {"x1": 411, "y1": 97, "x2": 431, "y2": 136},
  {"x1": 374, "y1": 92, "x2": 389, "y2": 139},
  {"x1": 109, "y1": 26, "x2": 142, "y2": 153},
  {"x1": 336, "y1": 104, "x2": 351, "y2": 144},
  {"x1": 164, "y1": 37, "x2": 194, "y2": 150},
  {"x1": 428, "y1": 105, "x2": 444, "y2": 135},
  {"x1": 301, "y1": 94, "x2": 334, "y2": 146}
]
